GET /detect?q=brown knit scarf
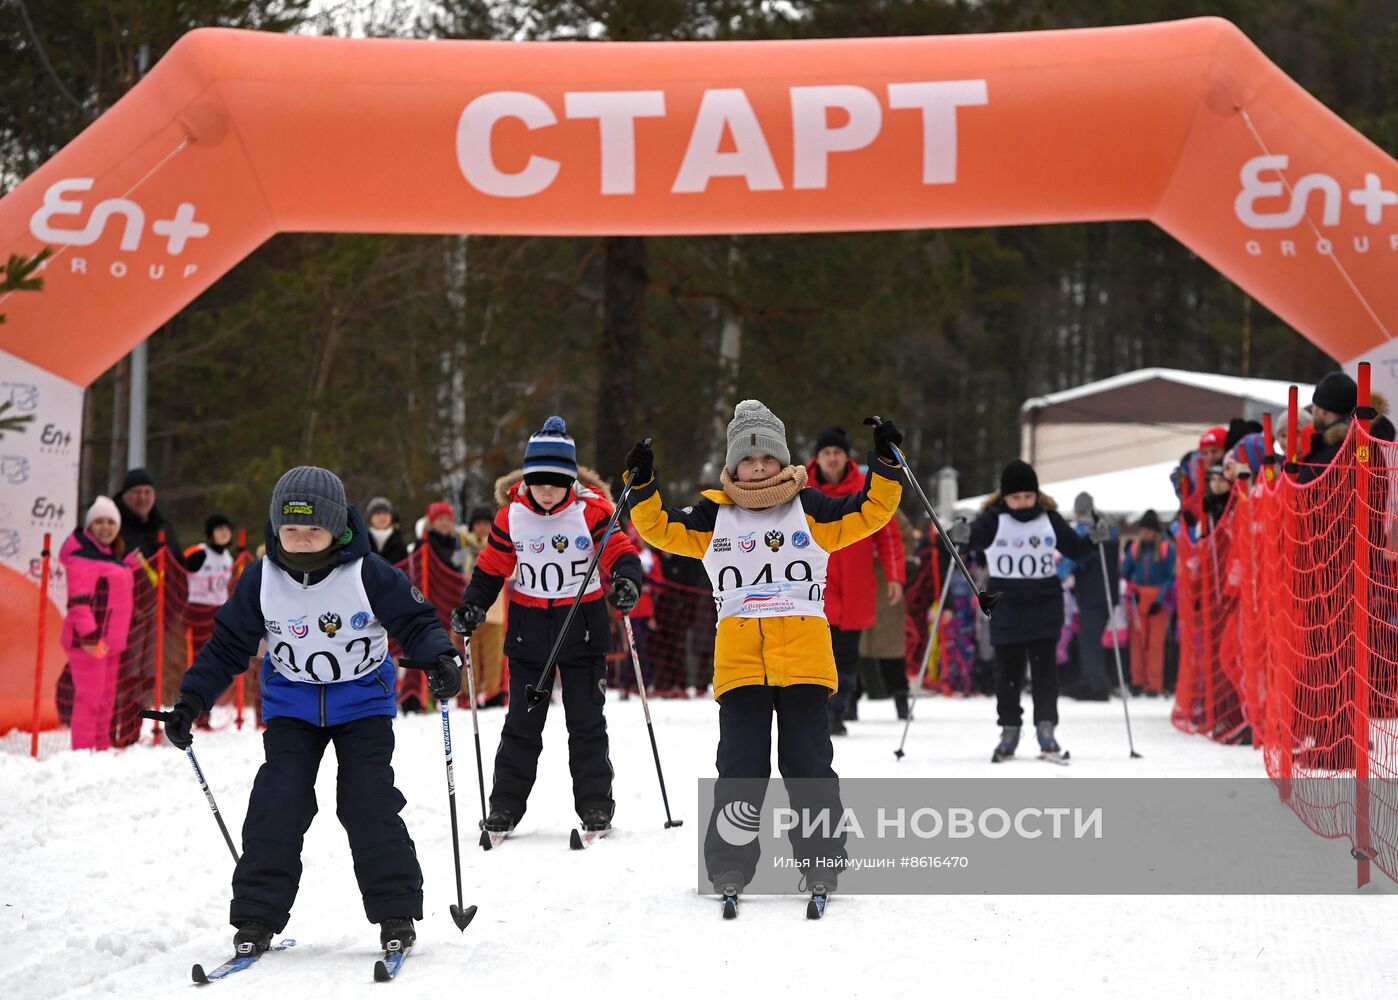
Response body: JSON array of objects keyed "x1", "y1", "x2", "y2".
[{"x1": 719, "y1": 464, "x2": 808, "y2": 510}]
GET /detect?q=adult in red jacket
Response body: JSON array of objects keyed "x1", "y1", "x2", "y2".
[{"x1": 806, "y1": 426, "x2": 906, "y2": 734}]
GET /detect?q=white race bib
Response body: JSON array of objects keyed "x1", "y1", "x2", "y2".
[
  {"x1": 188, "y1": 545, "x2": 234, "y2": 607},
  {"x1": 986, "y1": 512, "x2": 1059, "y2": 581},
  {"x1": 508, "y1": 501, "x2": 603, "y2": 600},
  {"x1": 259, "y1": 557, "x2": 389, "y2": 684},
  {"x1": 702, "y1": 500, "x2": 829, "y2": 621}
]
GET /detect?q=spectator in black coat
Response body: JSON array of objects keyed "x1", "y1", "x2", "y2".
[
  {"x1": 365, "y1": 496, "x2": 409, "y2": 564},
  {"x1": 113, "y1": 467, "x2": 185, "y2": 568},
  {"x1": 1297, "y1": 372, "x2": 1358, "y2": 485}
]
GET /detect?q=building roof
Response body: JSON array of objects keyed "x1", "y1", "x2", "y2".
[
  {"x1": 1021, "y1": 368, "x2": 1315, "y2": 415},
  {"x1": 956, "y1": 460, "x2": 1183, "y2": 520}
]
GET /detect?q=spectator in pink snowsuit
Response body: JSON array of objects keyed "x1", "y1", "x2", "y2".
[{"x1": 60, "y1": 497, "x2": 135, "y2": 751}]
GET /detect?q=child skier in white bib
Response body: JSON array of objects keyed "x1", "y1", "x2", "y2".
[
  {"x1": 624, "y1": 401, "x2": 904, "y2": 910},
  {"x1": 167, "y1": 466, "x2": 462, "y2": 958}
]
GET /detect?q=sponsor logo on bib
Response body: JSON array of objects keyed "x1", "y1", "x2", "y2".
[
  {"x1": 351, "y1": 611, "x2": 370, "y2": 631},
  {"x1": 792, "y1": 531, "x2": 811, "y2": 549},
  {"x1": 551, "y1": 534, "x2": 569, "y2": 553},
  {"x1": 529, "y1": 536, "x2": 546, "y2": 553},
  {"x1": 265, "y1": 619, "x2": 283, "y2": 635},
  {"x1": 764, "y1": 530, "x2": 785, "y2": 551},
  {"x1": 576, "y1": 534, "x2": 591, "y2": 551},
  {"x1": 712, "y1": 537, "x2": 732, "y2": 553},
  {"x1": 289, "y1": 616, "x2": 309, "y2": 638},
  {"x1": 740, "y1": 583, "x2": 790, "y2": 608},
  {"x1": 738, "y1": 532, "x2": 757, "y2": 553},
  {"x1": 318, "y1": 612, "x2": 342, "y2": 637}
]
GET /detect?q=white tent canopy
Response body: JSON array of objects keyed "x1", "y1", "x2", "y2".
[{"x1": 955, "y1": 460, "x2": 1182, "y2": 521}]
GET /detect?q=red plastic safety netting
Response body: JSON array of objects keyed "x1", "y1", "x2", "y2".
[{"x1": 1175, "y1": 399, "x2": 1398, "y2": 886}]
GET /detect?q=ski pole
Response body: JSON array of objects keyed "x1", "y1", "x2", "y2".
[
  {"x1": 401, "y1": 659, "x2": 478, "y2": 931},
  {"x1": 863, "y1": 417, "x2": 1001, "y2": 618},
  {"x1": 1095, "y1": 528, "x2": 1142, "y2": 759},
  {"x1": 894, "y1": 565, "x2": 955, "y2": 761},
  {"x1": 139, "y1": 709, "x2": 239, "y2": 863},
  {"x1": 620, "y1": 615, "x2": 683, "y2": 828},
  {"x1": 525, "y1": 444, "x2": 648, "y2": 710},
  {"x1": 457, "y1": 642, "x2": 489, "y2": 836}
]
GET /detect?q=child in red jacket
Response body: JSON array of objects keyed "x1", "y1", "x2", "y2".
[{"x1": 451, "y1": 417, "x2": 642, "y2": 839}]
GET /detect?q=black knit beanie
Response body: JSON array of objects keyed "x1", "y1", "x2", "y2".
[
  {"x1": 999, "y1": 459, "x2": 1038, "y2": 497},
  {"x1": 1312, "y1": 372, "x2": 1357, "y2": 414},
  {"x1": 814, "y1": 426, "x2": 852, "y2": 456}
]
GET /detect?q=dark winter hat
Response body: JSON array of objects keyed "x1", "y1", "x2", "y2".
[
  {"x1": 365, "y1": 496, "x2": 394, "y2": 518},
  {"x1": 999, "y1": 459, "x2": 1038, "y2": 497},
  {"x1": 269, "y1": 466, "x2": 348, "y2": 538},
  {"x1": 1312, "y1": 371, "x2": 1358, "y2": 415},
  {"x1": 1138, "y1": 509, "x2": 1162, "y2": 532},
  {"x1": 813, "y1": 425, "x2": 852, "y2": 456},
  {"x1": 204, "y1": 513, "x2": 232, "y2": 537},
  {"x1": 1073, "y1": 491, "x2": 1094, "y2": 517},
  {"x1": 726, "y1": 399, "x2": 790, "y2": 474},
  {"x1": 1224, "y1": 418, "x2": 1262, "y2": 452},
  {"x1": 119, "y1": 467, "x2": 156, "y2": 494},
  {"x1": 467, "y1": 506, "x2": 494, "y2": 529},
  {"x1": 523, "y1": 415, "x2": 579, "y2": 486}
]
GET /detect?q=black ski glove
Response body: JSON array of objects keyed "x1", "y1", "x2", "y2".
[
  {"x1": 164, "y1": 694, "x2": 203, "y2": 750},
  {"x1": 1147, "y1": 601, "x2": 1163, "y2": 617},
  {"x1": 872, "y1": 420, "x2": 904, "y2": 464},
  {"x1": 427, "y1": 653, "x2": 463, "y2": 699},
  {"x1": 625, "y1": 439, "x2": 654, "y2": 485},
  {"x1": 450, "y1": 602, "x2": 487, "y2": 637},
  {"x1": 610, "y1": 577, "x2": 640, "y2": 613}
]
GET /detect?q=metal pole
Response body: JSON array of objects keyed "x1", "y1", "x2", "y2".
[
  {"x1": 126, "y1": 44, "x2": 151, "y2": 472},
  {"x1": 894, "y1": 566, "x2": 955, "y2": 760},
  {"x1": 621, "y1": 616, "x2": 682, "y2": 827},
  {"x1": 1098, "y1": 535, "x2": 1142, "y2": 758}
]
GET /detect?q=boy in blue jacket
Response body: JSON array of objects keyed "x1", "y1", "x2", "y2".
[{"x1": 164, "y1": 466, "x2": 462, "y2": 957}]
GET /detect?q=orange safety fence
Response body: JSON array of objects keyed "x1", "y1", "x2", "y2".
[{"x1": 1174, "y1": 364, "x2": 1398, "y2": 886}]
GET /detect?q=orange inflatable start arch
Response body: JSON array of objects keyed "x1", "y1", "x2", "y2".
[{"x1": 0, "y1": 16, "x2": 1395, "y2": 732}]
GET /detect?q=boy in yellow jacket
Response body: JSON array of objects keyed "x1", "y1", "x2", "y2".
[{"x1": 624, "y1": 401, "x2": 903, "y2": 908}]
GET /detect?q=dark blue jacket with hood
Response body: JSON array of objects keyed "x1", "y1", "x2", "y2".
[{"x1": 179, "y1": 505, "x2": 455, "y2": 726}]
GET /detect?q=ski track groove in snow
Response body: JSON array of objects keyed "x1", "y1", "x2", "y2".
[{"x1": 2, "y1": 696, "x2": 1393, "y2": 998}]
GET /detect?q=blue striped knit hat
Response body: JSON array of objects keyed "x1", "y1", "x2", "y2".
[
  {"x1": 523, "y1": 416, "x2": 578, "y2": 488},
  {"x1": 1233, "y1": 432, "x2": 1267, "y2": 477}
]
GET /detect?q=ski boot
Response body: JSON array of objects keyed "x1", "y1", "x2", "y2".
[
  {"x1": 991, "y1": 725, "x2": 1020, "y2": 763},
  {"x1": 479, "y1": 807, "x2": 516, "y2": 849},
  {"x1": 803, "y1": 872, "x2": 836, "y2": 920},
  {"x1": 712, "y1": 870, "x2": 745, "y2": 919},
  {"x1": 1036, "y1": 721, "x2": 1069, "y2": 763},
  {"x1": 581, "y1": 808, "x2": 612, "y2": 833},
  {"x1": 570, "y1": 807, "x2": 614, "y2": 849},
  {"x1": 379, "y1": 917, "x2": 416, "y2": 953},
  {"x1": 232, "y1": 920, "x2": 273, "y2": 956}
]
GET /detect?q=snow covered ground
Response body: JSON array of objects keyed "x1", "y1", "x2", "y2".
[{"x1": 2, "y1": 693, "x2": 1394, "y2": 999}]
